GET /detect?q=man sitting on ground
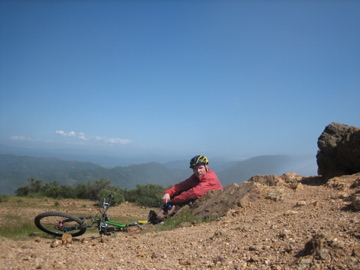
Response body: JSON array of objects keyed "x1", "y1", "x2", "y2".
[{"x1": 149, "y1": 155, "x2": 223, "y2": 224}]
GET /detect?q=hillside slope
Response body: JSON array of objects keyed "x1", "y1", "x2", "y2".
[
  {"x1": 0, "y1": 154, "x2": 316, "y2": 195},
  {"x1": 1, "y1": 172, "x2": 359, "y2": 269},
  {"x1": 0, "y1": 154, "x2": 190, "y2": 194}
]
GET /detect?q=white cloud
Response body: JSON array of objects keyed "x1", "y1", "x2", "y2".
[
  {"x1": 55, "y1": 130, "x2": 77, "y2": 137},
  {"x1": 10, "y1": 136, "x2": 31, "y2": 141},
  {"x1": 106, "y1": 138, "x2": 132, "y2": 144},
  {"x1": 55, "y1": 130, "x2": 131, "y2": 145},
  {"x1": 77, "y1": 132, "x2": 88, "y2": 140}
]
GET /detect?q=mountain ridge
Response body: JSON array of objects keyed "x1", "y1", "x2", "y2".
[{"x1": 0, "y1": 153, "x2": 317, "y2": 195}]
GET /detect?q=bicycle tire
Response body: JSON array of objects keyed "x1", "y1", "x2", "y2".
[{"x1": 34, "y1": 211, "x2": 87, "y2": 237}]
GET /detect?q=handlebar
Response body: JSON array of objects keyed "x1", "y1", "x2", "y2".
[{"x1": 102, "y1": 194, "x2": 114, "y2": 208}]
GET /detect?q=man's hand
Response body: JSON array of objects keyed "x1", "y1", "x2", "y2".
[{"x1": 161, "y1": 193, "x2": 171, "y2": 204}]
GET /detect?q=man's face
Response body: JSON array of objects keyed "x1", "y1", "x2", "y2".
[{"x1": 193, "y1": 165, "x2": 208, "y2": 178}]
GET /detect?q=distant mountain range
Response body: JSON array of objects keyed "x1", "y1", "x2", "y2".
[{"x1": 0, "y1": 154, "x2": 317, "y2": 195}]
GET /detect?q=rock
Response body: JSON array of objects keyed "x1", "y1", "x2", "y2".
[
  {"x1": 325, "y1": 173, "x2": 360, "y2": 191},
  {"x1": 191, "y1": 173, "x2": 305, "y2": 219},
  {"x1": 317, "y1": 122, "x2": 360, "y2": 180},
  {"x1": 127, "y1": 226, "x2": 141, "y2": 233},
  {"x1": 179, "y1": 259, "x2": 192, "y2": 265},
  {"x1": 191, "y1": 182, "x2": 261, "y2": 219},
  {"x1": 248, "y1": 174, "x2": 286, "y2": 186},
  {"x1": 281, "y1": 172, "x2": 305, "y2": 183},
  {"x1": 296, "y1": 234, "x2": 349, "y2": 264},
  {"x1": 151, "y1": 253, "x2": 161, "y2": 259},
  {"x1": 61, "y1": 234, "x2": 72, "y2": 245},
  {"x1": 295, "y1": 201, "x2": 307, "y2": 207},
  {"x1": 264, "y1": 187, "x2": 285, "y2": 202},
  {"x1": 352, "y1": 194, "x2": 360, "y2": 211},
  {"x1": 50, "y1": 239, "x2": 61, "y2": 248}
]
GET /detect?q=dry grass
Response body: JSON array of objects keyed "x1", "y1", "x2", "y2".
[
  {"x1": 0, "y1": 196, "x2": 94, "y2": 240},
  {"x1": 0, "y1": 196, "x2": 155, "y2": 240}
]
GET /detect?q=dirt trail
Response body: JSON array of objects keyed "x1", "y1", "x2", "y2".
[{"x1": 1, "y1": 174, "x2": 360, "y2": 269}]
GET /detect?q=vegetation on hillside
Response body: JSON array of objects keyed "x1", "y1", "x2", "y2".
[
  {"x1": 15, "y1": 178, "x2": 166, "y2": 207},
  {"x1": 0, "y1": 154, "x2": 187, "y2": 195}
]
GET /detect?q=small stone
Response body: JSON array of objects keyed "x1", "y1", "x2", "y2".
[
  {"x1": 100, "y1": 235, "x2": 109, "y2": 243},
  {"x1": 50, "y1": 240, "x2": 61, "y2": 248},
  {"x1": 151, "y1": 253, "x2": 160, "y2": 259},
  {"x1": 296, "y1": 201, "x2": 307, "y2": 207},
  {"x1": 352, "y1": 194, "x2": 360, "y2": 210},
  {"x1": 61, "y1": 234, "x2": 72, "y2": 245}
]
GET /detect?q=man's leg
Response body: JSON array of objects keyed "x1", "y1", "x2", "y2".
[{"x1": 156, "y1": 206, "x2": 176, "y2": 222}]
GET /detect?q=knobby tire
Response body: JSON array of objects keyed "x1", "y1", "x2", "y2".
[{"x1": 34, "y1": 211, "x2": 87, "y2": 237}]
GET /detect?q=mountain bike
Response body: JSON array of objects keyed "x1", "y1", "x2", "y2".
[{"x1": 34, "y1": 195, "x2": 148, "y2": 237}]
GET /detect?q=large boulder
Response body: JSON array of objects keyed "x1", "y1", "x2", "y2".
[{"x1": 317, "y1": 122, "x2": 360, "y2": 180}]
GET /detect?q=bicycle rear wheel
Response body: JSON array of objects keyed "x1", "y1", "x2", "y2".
[{"x1": 34, "y1": 211, "x2": 87, "y2": 237}]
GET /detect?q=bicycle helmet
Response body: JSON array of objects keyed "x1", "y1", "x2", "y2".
[{"x1": 189, "y1": 155, "x2": 209, "y2": 168}]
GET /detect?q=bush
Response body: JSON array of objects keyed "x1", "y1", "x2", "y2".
[
  {"x1": 0, "y1": 195, "x2": 9, "y2": 203},
  {"x1": 83, "y1": 179, "x2": 113, "y2": 201},
  {"x1": 15, "y1": 186, "x2": 30, "y2": 197},
  {"x1": 125, "y1": 184, "x2": 165, "y2": 207},
  {"x1": 40, "y1": 182, "x2": 75, "y2": 199},
  {"x1": 98, "y1": 189, "x2": 124, "y2": 206},
  {"x1": 14, "y1": 178, "x2": 165, "y2": 207},
  {"x1": 15, "y1": 178, "x2": 42, "y2": 197}
]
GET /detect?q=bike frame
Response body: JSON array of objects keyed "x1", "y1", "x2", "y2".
[{"x1": 80, "y1": 195, "x2": 132, "y2": 235}]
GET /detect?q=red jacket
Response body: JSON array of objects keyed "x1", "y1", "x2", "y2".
[{"x1": 165, "y1": 169, "x2": 223, "y2": 204}]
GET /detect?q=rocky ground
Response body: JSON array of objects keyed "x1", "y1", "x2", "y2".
[{"x1": 1, "y1": 173, "x2": 360, "y2": 270}]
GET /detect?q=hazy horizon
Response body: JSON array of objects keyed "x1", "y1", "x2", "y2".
[{"x1": 0, "y1": 143, "x2": 318, "y2": 176}]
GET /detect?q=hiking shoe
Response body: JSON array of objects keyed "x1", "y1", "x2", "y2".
[{"x1": 148, "y1": 210, "x2": 161, "y2": 225}]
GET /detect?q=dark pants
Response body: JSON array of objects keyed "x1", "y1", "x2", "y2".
[
  {"x1": 156, "y1": 206, "x2": 176, "y2": 222},
  {"x1": 156, "y1": 200, "x2": 195, "y2": 221}
]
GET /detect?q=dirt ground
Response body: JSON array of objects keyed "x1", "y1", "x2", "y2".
[{"x1": 1, "y1": 173, "x2": 360, "y2": 270}]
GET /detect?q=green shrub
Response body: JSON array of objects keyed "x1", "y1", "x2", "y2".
[
  {"x1": 13, "y1": 178, "x2": 165, "y2": 207},
  {"x1": 0, "y1": 195, "x2": 9, "y2": 203},
  {"x1": 125, "y1": 184, "x2": 165, "y2": 207},
  {"x1": 85, "y1": 179, "x2": 112, "y2": 200},
  {"x1": 98, "y1": 189, "x2": 124, "y2": 205},
  {"x1": 15, "y1": 186, "x2": 30, "y2": 196}
]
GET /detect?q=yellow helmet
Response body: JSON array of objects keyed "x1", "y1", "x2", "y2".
[{"x1": 189, "y1": 155, "x2": 209, "y2": 168}]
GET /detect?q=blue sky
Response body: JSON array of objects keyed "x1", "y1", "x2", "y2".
[{"x1": 0, "y1": 1, "x2": 359, "y2": 163}]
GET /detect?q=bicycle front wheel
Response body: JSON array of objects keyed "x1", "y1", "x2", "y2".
[{"x1": 34, "y1": 211, "x2": 87, "y2": 237}]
